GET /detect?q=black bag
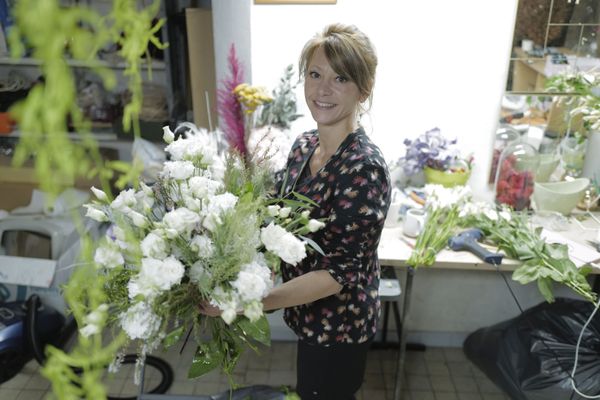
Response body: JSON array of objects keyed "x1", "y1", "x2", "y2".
[{"x1": 463, "y1": 298, "x2": 600, "y2": 400}]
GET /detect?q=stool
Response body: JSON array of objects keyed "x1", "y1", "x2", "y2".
[{"x1": 375, "y1": 265, "x2": 402, "y2": 347}]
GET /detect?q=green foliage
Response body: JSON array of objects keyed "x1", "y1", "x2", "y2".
[
  {"x1": 256, "y1": 64, "x2": 302, "y2": 129},
  {"x1": 407, "y1": 205, "x2": 460, "y2": 268},
  {"x1": 462, "y1": 211, "x2": 596, "y2": 303}
]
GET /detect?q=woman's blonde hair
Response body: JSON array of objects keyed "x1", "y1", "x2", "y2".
[{"x1": 299, "y1": 23, "x2": 377, "y2": 111}]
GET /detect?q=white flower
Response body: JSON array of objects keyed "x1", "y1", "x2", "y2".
[
  {"x1": 188, "y1": 176, "x2": 222, "y2": 199},
  {"x1": 140, "y1": 231, "x2": 169, "y2": 260},
  {"x1": 79, "y1": 304, "x2": 108, "y2": 338},
  {"x1": 160, "y1": 256, "x2": 186, "y2": 288},
  {"x1": 84, "y1": 205, "x2": 108, "y2": 222},
  {"x1": 499, "y1": 210, "x2": 512, "y2": 221},
  {"x1": 94, "y1": 244, "x2": 124, "y2": 269},
  {"x1": 162, "y1": 160, "x2": 196, "y2": 180},
  {"x1": 135, "y1": 187, "x2": 154, "y2": 212},
  {"x1": 128, "y1": 210, "x2": 149, "y2": 228},
  {"x1": 483, "y1": 208, "x2": 499, "y2": 221},
  {"x1": 162, "y1": 125, "x2": 175, "y2": 144},
  {"x1": 267, "y1": 205, "x2": 280, "y2": 217},
  {"x1": 162, "y1": 207, "x2": 201, "y2": 237},
  {"x1": 190, "y1": 234, "x2": 214, "y2": 258},
  {"x1": 129, "y1": 257, "x2": 185, "y2": 299},
  {"x1": 206, "y1": 193, "x2": 238, "y2": 214},
  {"x1": 260, "y1": 223, "x2": 306, "y2": 266},
  {"x1": 232, "y1": 270, "x2": 268, "y2": 302},
  {"x1": 301, "y1": 210, "x2": 310, "y2": 219},
  {"x1": 201, "y1": 193, "x2": 238, "y2": 231},
  {"x1": 221, "y1": 308, "x2": 237, "y2": 325},
  {"x1": 307, "y1": 219, "x2": 325, "y2": 232},
  {"x1": 79, "y1": 324, "x2": 101, "y2": 338},
  {"x1": 119, "y1": 302, "x2": 161, "y2": 340},
  {"x1": 243, "y1": 301, "x2": 263, "y2": 322},
  {"x1": 91, "y1": 186, "x2": 108, "y2": 202},
  {"x1": 111, "y1": 189, "x2": 137, "y2": 212},
  {"x1": 279, "y1": 207, "x2": 291, "y2": 218}
]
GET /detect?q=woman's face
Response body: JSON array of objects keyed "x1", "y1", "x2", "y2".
[{"x1": 304, "y1": 46, "x2": 362, "y2": 133}]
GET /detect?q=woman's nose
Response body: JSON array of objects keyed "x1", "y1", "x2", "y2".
[{"x1": 317, "y1": 79, "x2": 333, "y2": 96}]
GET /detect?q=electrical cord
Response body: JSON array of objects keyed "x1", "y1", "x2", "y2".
[{"x1": 570, "y1": 297, "x2": 600, "y2": 399}]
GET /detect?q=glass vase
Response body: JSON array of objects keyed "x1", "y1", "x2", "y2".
[{"x1": 495, "y1": 142, "x2": 539, "y2": 211}]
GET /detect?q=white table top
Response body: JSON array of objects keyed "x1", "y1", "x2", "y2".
[{"x1": 378, "y1": 214, "x2": 600, "y2": 273}]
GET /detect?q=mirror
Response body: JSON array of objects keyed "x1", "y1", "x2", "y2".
[
  {"x1": 507, "y1": 0, "x2": 600, "y2": 93},
  {"x1": 488, "y1": 0, "x2": 600, "y2": 192}
]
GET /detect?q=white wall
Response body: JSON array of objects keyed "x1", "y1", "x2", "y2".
[{"x1": 248, "y1": 0, "x2": 518, "y2": 201}]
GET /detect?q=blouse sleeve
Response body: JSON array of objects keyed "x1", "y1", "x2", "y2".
[{"x1": 318, "y1": 162, "x2": 390, "y2": 288}]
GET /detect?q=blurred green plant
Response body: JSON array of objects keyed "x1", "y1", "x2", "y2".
[
  {"x1": 6, "y1": 1, "x2": 166, "y2": 398},
  {"x1": 256, "y1": 64, "x2": 302, "y2": 130}
]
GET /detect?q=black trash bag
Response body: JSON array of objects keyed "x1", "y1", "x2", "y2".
[
  {"x1": 205, "y1": 385, "x2": 288, "y2": 400},
  {"x1": 464, "y1": 297, "x2": 600, "y2": 400}
]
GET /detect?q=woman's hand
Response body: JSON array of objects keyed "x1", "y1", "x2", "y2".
[{"x1": 198, "y1": 301, "x2": 222, "y2": 317}]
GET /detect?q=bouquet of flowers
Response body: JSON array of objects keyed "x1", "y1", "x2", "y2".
[
  {"x1": 399, "y1": 128, "x2": 465, "y2": 176},
  {"x1": 82, "y1": 124, "x2": 324, "y2": 383}
]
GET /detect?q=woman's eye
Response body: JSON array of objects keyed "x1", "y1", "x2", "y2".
[
  {"x1": 336, "y1": 76, "x2": 348, "y2": 83},
  {"x1": 309, "y1": 71, "x2": 320, "y2": 79}
]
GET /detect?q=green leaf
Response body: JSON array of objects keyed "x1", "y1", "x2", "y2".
[
  {"x1": 163, "y1": 325, "x2": 186, "y2": 348},
  {"x1": 512, "y1": 261, "x2": 542, "y2": 284},
  {"x1": 544, "y1": 243, "x2": 569, "y2": 260},
  {"x1": 537, "y1": 277, "x2": 555, "y2": 303},
  {"x1": 188, "y1": 342, "x2": 222, "y2": 379},
  {"x1": 299, "y1": 235, "x2": 325, "y2": 256},
  {"x1": 237, "y1": 316, "x2": 271, "y2": 346}
]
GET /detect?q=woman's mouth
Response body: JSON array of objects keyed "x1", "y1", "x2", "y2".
[{"x1": 314, "y1": 101, "x2": 336, "y2": 109}]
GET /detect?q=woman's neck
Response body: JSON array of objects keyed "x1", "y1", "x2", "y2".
[{"x1": 317, "y1": 122, "x2": 359, "y2": 156}]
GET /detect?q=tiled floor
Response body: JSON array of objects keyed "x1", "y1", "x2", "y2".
[{"x1": 0, "y1": 341, "x2": 511, "y2": 400}]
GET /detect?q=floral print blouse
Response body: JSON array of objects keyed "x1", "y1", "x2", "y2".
[{"x1": 276, "y1": 127, "x2": 391, "y2": 345}]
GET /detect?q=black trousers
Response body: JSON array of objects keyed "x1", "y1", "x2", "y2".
[{"x1": 296, "y1": 339, "x2": 371, "y2": 400}]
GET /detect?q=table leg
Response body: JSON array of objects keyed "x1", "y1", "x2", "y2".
[{"x1": 393, "y1": 266, "x2": 415, "y2": 400}]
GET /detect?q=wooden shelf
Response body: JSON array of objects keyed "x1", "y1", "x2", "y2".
[{"x1": 0, "y1": 57, "x2": 166, "y2": 71}]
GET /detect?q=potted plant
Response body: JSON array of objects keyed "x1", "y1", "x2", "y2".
[{"x1": 398, "y1": 127, "x2": 472, "y2": 187}]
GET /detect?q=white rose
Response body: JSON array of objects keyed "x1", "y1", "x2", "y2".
[
  {"x1": 188, "y1": 176, "x2": 222, "y2": 199},
  {"x1": 232, "y1": 270, "x2": 268, "y2": 302},
  {"x1": 91, "y1": 186, "x2": 108, "y2": 202},
  {"x1": 162, "y1": 160, "x2": 196, "y2": 180},
  {"x1": 94, "y1": 245, "x2": 124, "y2": 269},
  {"x1": 164, "y1": 138, "x2": 187, "y2": 160},
  {"x1": 301, "y1": 210, "x2": 310, "y2": 219},
  {"x1": 190, "y1": 234, "x2": 215, "y2": 258},
  {"x1": 279, "y1": 207, "x2": 291, "y2": 218},
  {"x1": 162, "y1": 125, "x2": 175, "y2": 144},
  {"x1": 202, "y1": 212, "x2": 222, "y2": 232},
  {"x1": 111, "y1": 189, "x2": 137, "y2": 212},
  {"x1": 128, "y1": 210, "x2": 149, "y2": 228},
  {"x1": 307, "y1": 219, "x2": 326, "y2": 232},
  {"x1": 163, "y1": 207, "x2": 201, "y2": 235},
  {"x1": 260, "y1": 223, "x2": 306, "y2": 266},
  {"x1": 84, "y1": 205, "x2": 108, "y2": 222},
  {"x1": 140, "y1": 232, "x2": 169, "y2": 259},
  {"x1": 119, "y1": 302, "x2": 161, "y2": 340}
]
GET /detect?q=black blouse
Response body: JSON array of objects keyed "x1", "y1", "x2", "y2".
[{"x1": 276, "y1": 127, "x2": 391, "y2": 345}]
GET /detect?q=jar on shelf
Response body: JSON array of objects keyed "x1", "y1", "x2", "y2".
[
  {"x1": 494, "y1": 141, "x2": 539, "y2": 211},
  {"x1": 488, "y1": 126, "x2": 520, "y2": 184}
]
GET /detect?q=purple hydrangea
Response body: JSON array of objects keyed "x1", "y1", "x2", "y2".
[{"x1": 399, "y1": 128, "x2": 460, "y2": 176}]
